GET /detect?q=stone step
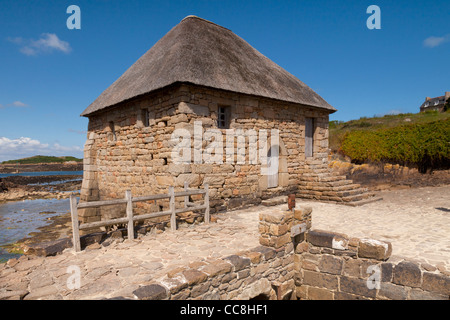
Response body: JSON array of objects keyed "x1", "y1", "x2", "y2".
[
  {"x1": 301, "y1": 173, "x2": 346, "y2": 180},
  {"x1": 333, "y1": 184, "x2": 363, "y2": 191},
  {"x1": 322, "y1": 179, "x2": 355, "y2": 187},
  {"x1": 298, "y1": 183, "x2": 362, "y2": 193},
  {"x1": 299, "y1": 177, "x2": 352, "y2": 186},
  {"x1": 323, "y1": 188, "x2": 369, "y2": 198},
  {"x1": 341, "y1": 192, "x2": 373, "y2": 202},
  {"x1": 261, "y1": 196, "x2": 287, "y2": 207},
  {"x1": 341, "y1": 196, "x2": 383, "y2": 207},
  {"x1": 318, "y1": 175, "x2": 349, "y2": 182}
]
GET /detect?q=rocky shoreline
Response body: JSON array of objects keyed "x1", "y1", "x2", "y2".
[
  {"x1": 0, "y1": 162, "x2": 83, "y2": 174},
  {"x1": 0, "y1": 175, "x2": 81, "y2": 204},
  {"x1": 0, "y1": 171, "x2": 82, "y2": 256}
]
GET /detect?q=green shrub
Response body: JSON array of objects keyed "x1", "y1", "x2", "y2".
[{"x1": 341, "y1": 119, "x2": 450, "y2": 172}]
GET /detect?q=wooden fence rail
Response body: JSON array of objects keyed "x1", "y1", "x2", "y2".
[{"x1": 69, "y1": 183, "x2": 209, "y2": 252}]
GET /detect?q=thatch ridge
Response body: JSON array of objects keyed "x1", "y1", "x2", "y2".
[{"x1": 81, "y1": 15, "x2": 336, "y2": 117}]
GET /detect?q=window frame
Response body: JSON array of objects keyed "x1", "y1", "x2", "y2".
[
  {"x1": 141, "y1": 108, "x2": 150, "y2": 127},
  {"x1": 217, "y1": 105, "x2": 231, "y2": 129}
]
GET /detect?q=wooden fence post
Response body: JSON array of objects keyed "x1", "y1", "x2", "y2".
[
  {"x1": 169, "y1": 186, "x2": 176, "y2": 231},
  {"x1": 204, "y1": 183, "x2": 210, "y2": 224},
  {"x1": 126, "y1": 190, "x2": 134, "y2": 240},
  {"x1": 184, "y1": 181, "x2": 189, "y2": 208},
  {"x1": 69, "y1": 194, "x2": 81, "y2": 252}
]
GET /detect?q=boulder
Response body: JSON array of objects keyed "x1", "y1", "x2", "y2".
[{"x1": 23, "y1": 238, "x2": 72, "y2": 257}]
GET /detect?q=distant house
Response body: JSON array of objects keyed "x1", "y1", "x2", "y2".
[{"x1": 420, "y1": 92, "x2": 450, "y2": 112}]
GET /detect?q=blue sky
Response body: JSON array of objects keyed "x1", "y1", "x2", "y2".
[{"x1": 0, "y1": 0, "x2": 448, "y2": 162}]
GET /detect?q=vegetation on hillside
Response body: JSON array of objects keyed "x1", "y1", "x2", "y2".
[
  {"x1": 330, "y1": 110, "x2": 450, "y2": 173},
  {"x1": 1, "y1": 155, "x2": 83, "y2": 165}
]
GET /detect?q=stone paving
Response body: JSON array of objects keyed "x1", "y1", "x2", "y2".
[{"x1": 0, "y1": 185, "x2": 449, "y2": 300}]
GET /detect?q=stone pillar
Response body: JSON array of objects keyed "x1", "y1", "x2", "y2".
[
  {"x1": 258, "y1": 205, "x2": 312, "y2": 300},
  {"x1": 78, "y1": 131, "x2": 101, "y2": 233},
  {"x1": 258, "y1": 205, "x2": 312, "y2": 249}
]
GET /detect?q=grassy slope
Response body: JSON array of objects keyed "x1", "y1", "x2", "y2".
[
  {"x1": 1, "y1": 155, "x2": 83, "y2": 165},
  {"x1": 329, "y1": 111, "x2": 450, "y2": 154}
]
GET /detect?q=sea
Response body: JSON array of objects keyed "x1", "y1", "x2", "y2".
[
  {"x1": 0, "y1": 171, "x2": 83, "y2": 178},
  {"x1": 0, "y1": 171, "x2": 82, "y2": 262}
]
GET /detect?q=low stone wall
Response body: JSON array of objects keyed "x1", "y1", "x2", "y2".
[
  {"x1": 132, "y1": 244, "x2": 295, "y2": 300},
  {"x1": 129, "y1": 205, "x2": 449, "y2": 300},
  {"x1": 295, "y1": 229, "x2": 449, "y2": 300}
]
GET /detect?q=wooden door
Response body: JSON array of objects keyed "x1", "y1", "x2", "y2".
[
  {"x1": 305, "y1": 118, "x2": 314, "y2": 158},
  {"x1": 267, "y1": 145, "x2": 279, "y2": 188}
]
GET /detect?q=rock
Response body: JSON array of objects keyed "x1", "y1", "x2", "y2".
[
  {"x1": 39, "y1": 211, "x2": 56, "y2": 215},
  {"x1": 23, "y1": 238, "x2": 72, "y2": 257},
  {"x1": 307, "y1": 229, "x2": 349, "y2": 250},
  {"x1": 393, "y1": 261, "x2": 422, "y2": 288},
  {"x1": 261, "y1": 196, "x2": 287, "y2": 206},
  {"x1": 0, "y1": 178, "x2": 8, "y2": 193},
  {"x1": 181, "y1": 269, "x2": 208, "y2": 286},
  {"x1": 178, "y1": 102, "x2": 209, "y2": 116},
  {"x1": 223, "y1": 255, "x2": 251, "y2": 271},
  {"x1": 200, "y1": 260, "x2": 233, "y2": 277},
  {"x1": 0, "y1": 290, "x2": 28, "y2": 300},
  {"x1": 80, "y1": 232, "x2": 106, "y2": 248},
  {"x1": 133, "y1": 284, "x2": 168, "y2": 300},
  {"x1": 421, "y1": 272, "x2": 450, "y2": 295},
  {"x1": 358, "y1": 238, "x2": 392, "y2": 261}
]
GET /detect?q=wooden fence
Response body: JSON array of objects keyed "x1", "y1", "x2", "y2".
[{"x1": 69, "y1": 182, "x2": 209, "y2": 252}]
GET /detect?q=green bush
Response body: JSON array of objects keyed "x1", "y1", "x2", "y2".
[{"x1": 341, "y1": 119, "x2": 450, "y2": 172}]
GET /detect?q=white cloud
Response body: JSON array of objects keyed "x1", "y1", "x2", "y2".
[
  {"x1": 11, "y1": 101, "x2": 28, "y2": 107},
  {"x1": 423, "y1": 34, "x2": 450, "y2": 48},
  {"x1": 0, "y1": 101, "x2": 30, "y2": 109},
  {"x1": 8, "y1": 33, "x2": 71, "y2": 56},
  {"x1": 0, "y1": 137, "x2": 83, "y2": 162}
]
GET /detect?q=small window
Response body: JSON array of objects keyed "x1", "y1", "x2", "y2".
[
  {"x1": 218, "y1": 106, "x2": 231, "y2": 129},
  {"x1": 142, "y1": 109, "x2": 150, "y2": 127},
  {"x1": 305, "y1": 117, "x2": 314, "y2": 158},
  {"x1": 109, "y1": 121, "x2": 117, "y2": 141}
]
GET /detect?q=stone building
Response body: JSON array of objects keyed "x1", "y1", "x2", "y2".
[
  {"x1": 78, "y1": 16, "x2": 373, "y2": 226},
  {"x1": 420, "y1": 92, "x2": 450, "y2": 113}
]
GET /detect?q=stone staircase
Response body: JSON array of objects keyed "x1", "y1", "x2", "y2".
[{"x1": 297, "y1": 159, "x2": 382, "y2": 206}]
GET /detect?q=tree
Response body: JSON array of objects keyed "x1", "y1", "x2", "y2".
[{"x1": 444, "y1": 97, "x2": 450, "y2": 112}]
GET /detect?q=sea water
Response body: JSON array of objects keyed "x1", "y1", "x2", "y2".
[
  {"x1": 0, "y1": 198, "x2": 73, "y2": 262},
  {"x1": 0, "y1": 171, "x2": 83, "y2": 178}
]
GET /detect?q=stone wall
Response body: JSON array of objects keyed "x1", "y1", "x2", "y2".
[
  {"x1": 80, "y1": 83, "x2": 330, "y2": 226},
  {"x1": 130, "y1": 205, "x2": 313, "y2": 300},
  {"x1": 132, "y1": 245, "x2": 295, "y2": 300},
  {"x1": 294, "y1": 229, "x2": 449, "y2": 300},
  {"x1": 131, "y1": 204, "x2": 449, "y2": 300}
]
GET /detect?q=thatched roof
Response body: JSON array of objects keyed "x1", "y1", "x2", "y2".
[{"x1": 81, "y1": 15, "x2": 336, "y2": 117}]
